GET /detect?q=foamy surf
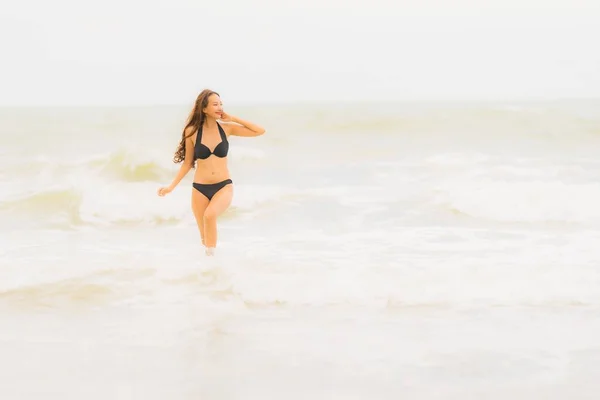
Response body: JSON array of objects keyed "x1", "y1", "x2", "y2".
[
  {"x1": 3, "y1": 100, "x2": 600, "y2": 400},
  {"x1": 437, "y1": 180, "x2": 600, "y2": 223}
]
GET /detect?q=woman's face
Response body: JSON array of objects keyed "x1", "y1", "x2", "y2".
[{"x1": 203, "y1": 94, "x2": 223, "y2": 119}]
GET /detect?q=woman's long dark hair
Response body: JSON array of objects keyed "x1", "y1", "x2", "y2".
[{"x1": 173, "y1": 89, "x2": 219, "y2": 165}]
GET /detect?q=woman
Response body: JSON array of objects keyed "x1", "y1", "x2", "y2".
[{"x1": 157, "y1": 89, "x2": 265, "y2": 256}]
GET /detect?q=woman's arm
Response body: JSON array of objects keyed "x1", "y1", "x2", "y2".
[
  {"x1": 157, "y1": 134, "x2": 195, "y2": 196},
  {"x1": 221, "y1": 112, "x2": 265, "y2": 137},
  {"x1": 167, "y1": 158, "x2": 193, "y2": 189}
]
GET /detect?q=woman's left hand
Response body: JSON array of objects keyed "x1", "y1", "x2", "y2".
[{"x1": 219, "y1": 111, "x2": 235, "y2": 123}]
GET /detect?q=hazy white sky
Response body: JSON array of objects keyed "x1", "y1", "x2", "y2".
[{"x1": 1, "y1": 0, "x2": 599, "y2": 105}]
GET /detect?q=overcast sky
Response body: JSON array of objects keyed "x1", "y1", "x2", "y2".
[{"x1": 2, "y1": 0, "x2": 599, "y2": 105}]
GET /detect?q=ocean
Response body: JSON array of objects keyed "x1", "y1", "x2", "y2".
[{"x1": 1, "y1": 99, "x2": 600, "y2": 399}]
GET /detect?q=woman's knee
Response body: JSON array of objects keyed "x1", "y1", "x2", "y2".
[
  {"x1": 203, "y1": 207, "x2": 218, "y2": 222},
  {"x1": 192, "y1": 203, "x2": 208, "y2": 220}
]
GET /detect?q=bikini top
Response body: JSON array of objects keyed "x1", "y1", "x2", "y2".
[{"x1": 194, "y1": 122, "x2": 229, "y2": 160}]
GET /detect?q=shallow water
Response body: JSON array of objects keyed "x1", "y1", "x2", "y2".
[{"x1": 1, "y1": 100, "x2": 600, "y2": 398}]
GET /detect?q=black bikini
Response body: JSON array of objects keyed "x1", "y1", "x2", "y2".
[
  {"x1": 194, "y1": 122, "x2": 229, "y2": 160},
  {"x1": 192, "y1": 122, "x2": 233, "y2": 200},
  {"x1": 192, "y1": 179, "x2": 232, "y2": 200}
]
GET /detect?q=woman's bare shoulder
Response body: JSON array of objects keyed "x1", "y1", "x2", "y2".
[
  {"x1": 184, "y1": 125, "x2": 197, "y2": 142},
  {"x1": 219, "y1": 121, "x2": 236, "y2": 136}
]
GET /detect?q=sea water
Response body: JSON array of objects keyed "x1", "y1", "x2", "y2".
[{"x1": 1, "y1": 100, "x2": 600, "y2": 399}]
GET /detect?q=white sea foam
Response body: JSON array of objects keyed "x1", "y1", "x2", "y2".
[{"x1": 2, "y1": 101, "x2": 600, "y2": 399}]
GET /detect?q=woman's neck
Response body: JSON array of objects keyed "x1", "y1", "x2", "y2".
[{"x1": 203, "y1": 116, "x2": 218, "y2": 129}]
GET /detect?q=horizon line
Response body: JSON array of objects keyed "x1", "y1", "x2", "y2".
[{"x1": 1, "y1": 96, "x2": 599, "y2": 108}]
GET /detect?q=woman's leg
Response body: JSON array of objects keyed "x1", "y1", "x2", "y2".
[
  {"x1": 203, "y1": 184, "x2": 233, "y2": 254},
  {"x1": 191, "y1": 188, "x2": 210, "y2": 247}
]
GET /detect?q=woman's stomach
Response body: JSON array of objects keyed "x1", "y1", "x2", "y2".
[{"x1": 193, "y1": 157, "x2": 231, "y2": 183}]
